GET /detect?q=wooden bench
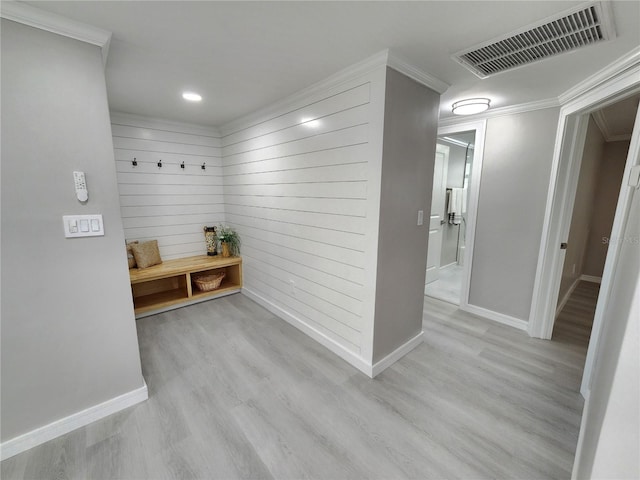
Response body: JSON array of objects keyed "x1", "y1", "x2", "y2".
[{"x1": 129, "y1": 255, "x2": 242, "y2": 317}]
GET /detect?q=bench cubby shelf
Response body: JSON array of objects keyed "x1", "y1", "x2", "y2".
[{"x1": 129, "y1": 255, "x2": 242, "y2": 317}]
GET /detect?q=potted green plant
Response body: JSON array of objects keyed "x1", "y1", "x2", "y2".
[{"x1": 217, "y1": 225, "x2": 241, "y2": 257}]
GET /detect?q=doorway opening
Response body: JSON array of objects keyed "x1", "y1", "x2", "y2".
[
  {"x1": 424, "y1": 120, "x2": 486, "y2": 309},
  {"x1": 529, "y1": 79, "x2": 640, "y2": 398},
  {"x1": 552, "y1": 95, "x2": 637, "y2": 374},
  {"x1": 425, "y1": 131, "x2": 474, "y2": 304}
]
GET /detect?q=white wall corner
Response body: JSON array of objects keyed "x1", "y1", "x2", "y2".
[
  {"x1": 0, "y1": 381, "x2": 148, "y2": 461},
  {"x1": 0, "y1": 1, "x2": 112, "y2": 66},
  {"x1": 371, "y1": 331, "x2": 424, "y2": 377}
]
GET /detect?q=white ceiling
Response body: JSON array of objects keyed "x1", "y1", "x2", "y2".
[{"x1": 27, "y1": 1, "x2": 640, "y2": 128}]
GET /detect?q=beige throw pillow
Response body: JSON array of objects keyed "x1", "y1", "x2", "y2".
[
  {"x1": 126, "y1": 241, "x2": 139, "y2": 269},
  {"x1": 131, "y1": 240, "x2": 162, "y2": 269}
]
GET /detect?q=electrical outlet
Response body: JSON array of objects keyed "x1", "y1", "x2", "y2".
[{"x1": 289, "y1": 280, "x2": 296, "y2": 295}]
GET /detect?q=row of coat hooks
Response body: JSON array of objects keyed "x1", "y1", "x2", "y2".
[{"x1": 131, "y1": 157, "x2": 206, "y2": 170}]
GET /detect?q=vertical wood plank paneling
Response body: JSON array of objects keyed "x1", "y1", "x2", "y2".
[
  {"x1": 111, "y1": 113, "x2": 224, "y2": 260},
  {"x1": 221, "y1": 81, "x2": 377, "y2": 355}
]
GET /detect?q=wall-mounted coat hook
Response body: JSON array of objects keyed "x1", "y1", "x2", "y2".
[
  {"x1": 180, "y1": 161, "x2": 185, "y2": 169},
  {"x1": 132, "y1": 157, "x2": 138, "y2": 167},
  {"x1": 201, "y1": 163, "x2": 206, "y2": 170},
  {"x1": 157, "y1": 159, "x2": 163, "y2": 168}
]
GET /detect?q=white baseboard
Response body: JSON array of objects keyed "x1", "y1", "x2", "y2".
[
  {"x1": 241, "y1": 288, "x2": 373, "y2": 376},
  {"x1": 0, "y1": 381, "x2": 148, "y2": 461},
  {"x1": 556, "y1": 277, "x2": 582, "y2": 318},
  {"x1": 460, "y1": 303, "x2": 528, "y2": 331},
  {"x1": 371, "y1": 331, "x2": 424, "y2": 377},
  {"x1": 581, "y1": 274, "x2": 602, "y2": 284}
]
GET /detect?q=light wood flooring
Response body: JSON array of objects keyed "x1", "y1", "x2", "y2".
[{"x1": 2, "y1": 282, "x2": 598, "y2": 479}]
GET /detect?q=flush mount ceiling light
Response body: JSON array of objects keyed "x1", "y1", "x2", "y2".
[
  {"x1": 452, "y1": 98, "x2": 490, "y2": 115},
  {"x1": 182, "y1": 91, "x2": 202, "y2": 102}
]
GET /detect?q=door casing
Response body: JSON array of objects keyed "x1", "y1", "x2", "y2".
[{"x1": 528, "y1": 59, "x2": 640, "y2": 398}]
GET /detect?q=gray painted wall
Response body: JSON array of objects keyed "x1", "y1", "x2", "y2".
[
  {"x1": 558, "y1": 117, "x2": 604, "y2": 300},
  {"x1": 1, "y1": 20, "x2": 145, "y2": 442},
  {"x1": 372, "y1": 68, "x2": 439, "y2": 362},
  {"x1": 583, "y1": 140, "x2": 630, "y2": 277},
  {"x1": 469, "y1": 107, "x2": 560, "y2": 321}
]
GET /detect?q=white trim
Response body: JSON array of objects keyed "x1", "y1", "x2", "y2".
[
  {"x1": 592, "y1": 109, "x2": 633, "y2": 143},
  {"x1": 437, "y1": 120, "x2": 487, "y2": 312},
  {"x1": 438, "y1": 98, "x2": 560, "y2": 127},
  {"x1": 529, "y1": 57, "x2": 640, "y2": 342},
  {"x1": 556, "y1": 277, "x2": 582, "y2": 318},
  {"x1": 110, "y1": 111, "x2": 221, "y2": 138},
  {"x1": 529, "y1": 114, "x2": 591, "y2": 339},
  {"x1": 460, "y1": 303, "x2": 528, "y2": 331},
  {"x1": 371, "y1": 331, "x2": 424, "y2": 377},
  {"x1": 220, "y1": 49, "x2": 447, "y2": 136},
  {"x1": 581, "y1": 274, "x2": 603, "y2": 284},
  {"x1": 386, "y1": 52, "x2": 449, "y2": 94},
  {"x1": 581, "y1": 103, "x2": 640, "y2": 397},
  {"x1": 241, "y1": 288, "x2": 373, "y2": 377},
  {"x1": 439, "y1": 261, "x2": 458, "y2": 270},
  {"x1": 0, "y1": 382, "x2": 148, "y2": 461},
  {"x1": 0, "y1": 1, "x2": 112, "y2": 66},
  {"x1": 559, "y1": 46, "x2": 640, "y2": 105},
  {"x1": 571, "y1": 388, "x2": 592, "y2": 480}
]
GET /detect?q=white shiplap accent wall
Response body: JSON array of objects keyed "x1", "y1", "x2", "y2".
[
  {"x1": 221, "y1": 70, "x2": 387, "y2": 359},
  {"x1": 110, "y1": 113, "x2": 224, "y2": 260}
]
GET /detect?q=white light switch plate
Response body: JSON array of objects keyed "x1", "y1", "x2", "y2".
[
  {"x1": 63, "y1": 214, "x2": 104, "y2": 238},
  {"x1": 417, "y1": 210, "x2": 424, "y2": 226}
]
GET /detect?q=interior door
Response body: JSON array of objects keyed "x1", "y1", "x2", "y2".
[{"x1": 425, "y1": 144, "x2": 449, "y2": 289}]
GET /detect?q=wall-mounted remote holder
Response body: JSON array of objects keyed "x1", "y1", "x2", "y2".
[
  {"x1": 63, "y1": 214, "x2": 104, "y2": 238},
  {"x1": 73, "y1": 171, "x2": 88, "y2": 202}
]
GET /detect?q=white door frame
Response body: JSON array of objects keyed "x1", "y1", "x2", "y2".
[
  {"x1": 437, "y1": 120, "x2": 487, "y2": 310},
  {"x1": 528, "y1": 58, "x2": 640, "y2": 397}
]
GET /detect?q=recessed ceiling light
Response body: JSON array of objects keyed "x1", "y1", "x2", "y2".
[
  {"x1": 452, "y1": 98, "x2": 490, "y2": 115},
  {"x1": 182, "y1": 91, "x2": 202, "y2": 102}
]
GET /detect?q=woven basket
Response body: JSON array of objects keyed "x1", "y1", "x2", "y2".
[{"x1": 193, "y1": 271, "x2": 225, "y2": 292}]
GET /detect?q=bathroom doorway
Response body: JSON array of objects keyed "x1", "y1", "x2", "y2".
[{"x1": 425, "y1": 121, "x2": 485, "y2": 307}]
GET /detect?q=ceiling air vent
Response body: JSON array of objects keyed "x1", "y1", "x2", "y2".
[{"x1": 453, "y1": 2, "x2": 616, "y2": 78}]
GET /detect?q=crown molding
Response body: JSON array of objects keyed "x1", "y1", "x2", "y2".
[
  {"x1": 0, "y1": 1, "x2": 112, "y2": 66},
  {"x1": 387, "y1": 52, "x2": 449, "y2": 94},
  {"x1": 591, "y1": 108, "x2": 631, "y2": 142},
  {"x1": 591, "y1": 108, "x2": 611, "y2": 139},
  {"x1": 438, "y1": 97, "x2": 560, "y2": 127},
  {"x1": 559, "y1": 46, "x2": 640, "y2": 106}
]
